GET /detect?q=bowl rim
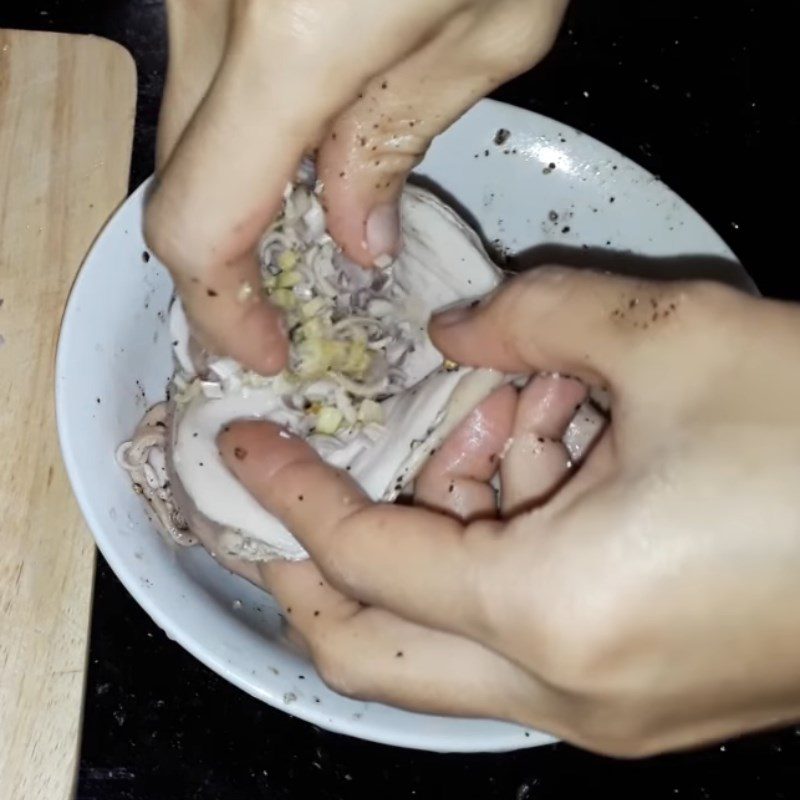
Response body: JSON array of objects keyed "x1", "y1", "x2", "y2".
[{"x1": 55, "y1": 98, "x2": 748, "y2": 753}]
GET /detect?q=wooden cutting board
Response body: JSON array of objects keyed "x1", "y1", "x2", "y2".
[{"x1": 0, "y1": 29, "x2": 136, "y2": 799}]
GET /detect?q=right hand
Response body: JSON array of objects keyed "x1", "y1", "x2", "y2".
[
  {"x1": 218, "y1": 269, "x2": 800, "y2": 756},
  {"x1": 144, "y1": 0, "x2": 569, "y2": 374}
]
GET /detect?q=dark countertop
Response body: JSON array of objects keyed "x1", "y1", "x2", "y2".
[{"x1": 4, "y1": 2, "x2": 795, "y2": 799}]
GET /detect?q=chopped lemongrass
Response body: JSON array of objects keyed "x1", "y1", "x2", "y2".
[
  {"x1": 276, "y1": 270, "x2": 302, "y2": 289},
  {"x1": 300, "y1": 318, "x2": 325, "y2": 340},
  {"x1": 301, "y1": 297, "x2": 327, "y2": 319},
  {"x1": 340, "y1": 340, "x2": 372, "y2": 377},
  {"x1": 277, "y1": 249, "x2": 299, "y2": 271},
  {"x1": 271, "y1": 288, "x2": 297, "y2": 309},
  {"x1": 315, "y1": 406, "x2": 343, "y2": 434},
  {"x1": 270, "y1": 371, "x2": 298, "y2": 395},
  {"x1": 294, "y1": 339, "x2": 335, "y2": 378},
  {"x1": 335, "y1": 387, "x2": 358, "y2": 425},
  {"x1": 326, "y1": 340, "x2": 352, "y2": 371},
  {"x1": 357, "y1": 398, "x2": 383, "y2": 424}
]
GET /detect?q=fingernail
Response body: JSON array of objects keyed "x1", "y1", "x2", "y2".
[
  {"x1": 366, "y1": 203, "x2": 399, "y2": 262},
  {"x1": 432, "y1": 299, "x2": 480, "y2": 327}
]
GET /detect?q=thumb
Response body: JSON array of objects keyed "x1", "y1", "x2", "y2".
[
  {"x1": 316, "y1": 14, "x2": 535, "y2": 267},
  {"x1": 429, "y1": 267, "x2": 696, "y2": 387}
]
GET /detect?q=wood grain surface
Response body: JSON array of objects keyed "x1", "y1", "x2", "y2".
[{"x1": 0, "y1": 29, "x2": 135, "y2": 799}]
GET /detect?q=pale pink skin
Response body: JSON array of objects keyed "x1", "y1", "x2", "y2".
[
  {"x1": 214, "y1": 269, "x2": 800, "y2": 758},
  {"x1": 145, "y1": 0, "x2": 569, "y2": 374},
  {"x1": 182, "y1": 378, "x2": 582, "y2": 587},
  {"x1": 143, "y1": 0, "x2": 800, "y2": 760}
]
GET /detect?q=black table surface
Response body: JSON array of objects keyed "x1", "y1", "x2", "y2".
[{"x1": 4, "y1": 2, "x2": 793, "y2": 799}]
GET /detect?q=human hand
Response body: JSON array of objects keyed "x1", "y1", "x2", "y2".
[
  {"x1": 218, "y1": 268, "x2": 800, "y2": 756},
  {"x1": 144, "y1": 0, "x2": 569, "y2": 373}
]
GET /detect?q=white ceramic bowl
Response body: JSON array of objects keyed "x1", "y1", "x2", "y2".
[{"x1": 56, "y1": 99, "x2": 752, "y2": 753}]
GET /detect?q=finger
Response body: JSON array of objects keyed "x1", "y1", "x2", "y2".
[
  {"x1": 318, "y1": 2, "x2": 567, "y2": 265},
  {"x1": 146, "y1": 1, "x2": 453, "y2": 373},
  {"x1": 501, "y1": 375, "x2": 588, "y2": 515},
  {"x1": 148, "y1": 0, "x2": 460, "y2": 278},
  {"x1": 219, "y1": 421, "x2": 500, "y2": 641},
  {"x1": 430, "y1": 267, "x2": 694, "y2": 387},
  {"x1": 260, "y1": 558, "x2": 546, "y2": 722},
  {"x1": 146, "y1": 4, "x2": 324, "y2": 375},
  {"x1": 156, "y1": 0, "x2": 232, "y2": 168},
  {"x1": 189, "y1": 522, "x2": 263, "y2": 588},
  {"x1": 538, "y1": 427, "x2": 617, "y2": 520},
  {"x1": 169, "y1": 267, "x2": 289, "y2": 376},
  {"x1": 414, "y1": 385, "x2": 516, "y2": 520}
]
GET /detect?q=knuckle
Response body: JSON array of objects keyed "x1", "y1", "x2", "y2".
[
  {"x1": 144, "y1": 190, "x2": 242, "y2": 281},
  {"x1": 498, "y1": 266, "x2": 581, "y2": 332},
  {"x1": 311, "y1": 634, "x2": 365, "y2": 699},
  {"x1": 492, "y1": 37, "x2": 542, "y2": 76},
  {"x1": 680, "y1": 279, "x2": 743, "y2": 318},
  {"x1": 667, "y1": 280, "x2": 751, "y2": 358},
  {"x1": 523, "y1": 593, "x2": 671, "y2": 757},
  {"x1": 323, "y1": 506, "x2": 376, "y2": 593},
  {"x1": 532, "y1": 594, "x2": 632, "y2": 694},
  {"x1": 473, "y1": 4, "x2": 566, "y2": 75},
  {"x1": 574, "y1": 712, "x2": 662, "y2": 758},
  {"x1": 359, "y1": 134, "x2": 430, "y2": 177},
  {"x1": 143, "y1": 194, "x2": 202, "y2": 277}
]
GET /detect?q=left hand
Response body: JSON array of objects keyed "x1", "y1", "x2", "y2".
[{"x1": 146, "y1": 0, "x2": 568, "y2": 374}]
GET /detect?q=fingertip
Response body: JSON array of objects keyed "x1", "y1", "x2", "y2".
[
  {"x1": 414, "y1": 384, "x2": 517, "y2": 521},
  {"x1": 217, "y1": 420, "x2": 306, "y2": 485},
  {"x1": 428, "y1": 299, "x2": 517, "y2": 371},
  {"x1": 175, "y1": 250, "x2": 290, "y2": 378},
  {"x1": 321, "y1": 174, "x2": 403, "y2": 268},
  {"x1": 242, "y1": 301, "x2": 291, "y2": 375},
  {"x1": 316, "y1": 147, "x2": 372, "y2": 267},
  {"x1": 318, "y1": 131, "x2": 405, "y2": 268},
  {"x1": 365, "y1": 202, "x2": 401, "y2": 265},
  {"x1": 217, "y1": 419, "x2": 273, "y2": 468},
  {"x1": 214, "y1": 299, "x2": 290, "y2": 376}
]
